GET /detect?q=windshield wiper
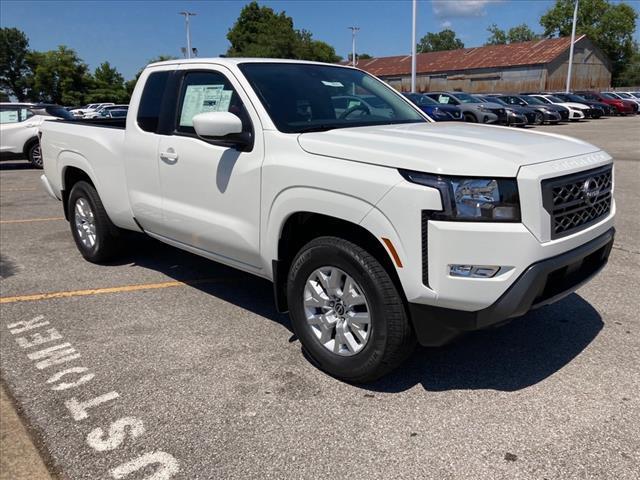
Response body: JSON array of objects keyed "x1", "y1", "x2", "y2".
[{"x1": 296, "y1": 124, "x2": 338, "y2": 133}]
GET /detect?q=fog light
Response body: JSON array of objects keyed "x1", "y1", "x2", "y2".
[{"x1": 450, "y1": 265, "x2": 500, "y2": 278}]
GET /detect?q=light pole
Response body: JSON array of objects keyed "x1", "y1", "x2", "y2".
[
  {"x1": 348, "y1": 26, "x2": 360, "y2": 67},
  {"x1": 411, "y1": 0, "x2": 417, "y2": 93},
  {"x1": 179, "y1": 11, "x2": 197, "y2": 59},
  {"x1": 565, "y1": 0, "x2": 579, "y2": 93}
]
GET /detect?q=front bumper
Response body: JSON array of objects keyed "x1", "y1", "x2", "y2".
[{"x1": 409, "y1": 228, "x2": 614, "y2": 346}]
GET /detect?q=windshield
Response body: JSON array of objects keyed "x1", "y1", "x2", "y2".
[
  {"x1": 239, "y1": 63, "x2": 425, "y2": 133},
  {"x1": 601, "y1": 93, "x2": 616, "y2": 99},
  {"x1": 521, "y1": 95, "x2": 544, "y2": 105},
  {"x1": 545, "y1": 96, "x2": 563, "y2": 103},
  {"x1": 617, "y1": 92, "x2": 632, "y2": 98},
  {"x1": 566, "y1": 94, "x2": 588, "y2": 102},
  {"x1": 405, "y1": 93, "x2": 439, "y2": 106},
  {"x1": 453, "y1": 93, "x2": 482, "y2": 104}
]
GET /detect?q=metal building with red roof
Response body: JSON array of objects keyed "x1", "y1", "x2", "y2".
[{"x1": 350, "y1": 35, "x2": 611, "y2": 93}]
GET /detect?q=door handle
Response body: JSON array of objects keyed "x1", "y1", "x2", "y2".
[{"x1": 159, "y1": 149, "x2": 178, "y2": 163}]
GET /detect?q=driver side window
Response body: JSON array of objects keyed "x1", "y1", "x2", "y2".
[{"x1": 176, "y1": 71, "x2": 250, "y2": 136}]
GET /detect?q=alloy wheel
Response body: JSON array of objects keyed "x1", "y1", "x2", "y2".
[{"x1": 303, "y1": 266, "x2": 371, "y2": 356}]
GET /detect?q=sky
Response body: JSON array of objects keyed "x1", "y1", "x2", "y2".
[{"x1": 2, "y1": 0, "x2": 639, "y2": 80}]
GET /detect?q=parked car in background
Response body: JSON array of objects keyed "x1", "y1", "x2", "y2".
[
  {"x1": 425, "y1": 92, "x2": 504, "y2": 124},
  {"x1": 604, "y1": 92, "x2": 640, "y2": 110},
  {"x1": 0, "y1": 103, "x2": 73, "y2": 167},
  {"x1": 70, "y1": 103, "x2": 115, "y2": 118},
  {"x1": 100, "y1": 108, "x2": 128, "y2": 118},
  {"x1": 474, "y1": 95, "x2": 529, "y2": 126},
  {"x1": 93, "y1": 104, "x2": 129, "y2": 118},
  {"x1": 39, "y1": 58, "x2": 616, "y2": 382},
  {"x1": 402, "y1": 93, "x2": 462, "y2": 121},
  {"x1": 526, "y1": 94, "x2": 587, "y2": 121},
  {"x1": 497, "y1": 95, "x2": 565, "y2": 124},
  {"x1": 576, "y1": 92, "x2": 636, "y2": 115},
  {"x1": 552, "y1": 93, "x2": 611, "y2": 116}
]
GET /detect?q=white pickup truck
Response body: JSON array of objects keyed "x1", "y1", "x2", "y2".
[{"x1": 40, "y1": 58, "x2": 615, "y2": 382}]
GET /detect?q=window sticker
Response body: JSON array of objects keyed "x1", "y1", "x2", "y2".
[
  {"x1": 0, "y1": 110, "x2": 20, "y2": 124},
  {"x1": 321, "y1": 81, "x2": 344, "y2": 87},
  {"x1": 179, "y1": 84, "x2": 233, "y2": 127}
]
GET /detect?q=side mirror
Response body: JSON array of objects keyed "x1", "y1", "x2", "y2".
[{"x1": 193, "y1": 111, "x2": 243, "y2": 138}]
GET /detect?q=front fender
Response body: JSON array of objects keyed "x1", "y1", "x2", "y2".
[{"x1": 263, "y1": 187, "x2": 379, "y2": 277}]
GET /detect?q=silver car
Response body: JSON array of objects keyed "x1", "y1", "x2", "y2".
[{"x1": 425, "y1": 92, "x2": 505, "y2": 124}]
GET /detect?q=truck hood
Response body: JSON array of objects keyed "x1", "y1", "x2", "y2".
[{"x1": 297, "y1": 122, "x2": 600, "y2": 177}]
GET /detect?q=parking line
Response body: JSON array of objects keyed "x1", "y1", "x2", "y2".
[
  {"x1": 0, "y1": 278, "x2": 225, "y2": 304},
  {"x1": 0, "y1": 217, "x2": 65, "y2": 224},
  {"x1": 1, "y1": 188, "x2": 38, "y2": 192}
]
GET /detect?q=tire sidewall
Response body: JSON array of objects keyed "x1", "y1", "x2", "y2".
[
  {"x1": 464, "y1": 112, "x2": 477, "y2": 123},
  {"x1": 68, "y1": 182, "x2": 106, "y2": 261},
  {"x1": 28, "y1": 142, "x2": 43, "y2": 168},
  {"x1": 287, "y1": 240, "x2": 394, "y2": 380}
]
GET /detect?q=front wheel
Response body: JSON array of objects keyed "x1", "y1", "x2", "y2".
[
  {"x1": 463, "y1": 112, "x2": 477, "y2": 123},
  {"x1": 68, "y1": 181, "x2": 122, "y2": 263},
  {"x1": 287, "y1": 237, "x2": 415, "y2": 383},
  {"x1": 533, "y1": 112, "x2": 544, "y2": 125}
]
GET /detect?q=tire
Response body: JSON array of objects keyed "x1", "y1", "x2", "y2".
[
  {"x1": 68, "y1": 181, "x2": 122, "y2": 263},
  {"x1": 463, "y1": 112, "x2": 477, "y2": 123},
  {"x1": 27, "y1": 142, "x2": 43, "y2": 169},
  {"x1": 533, "y1": 112, "x2": 544, "y2": 125},
  {"x1": 287, "y1": 236, "x2": 415, "y2": 383}
]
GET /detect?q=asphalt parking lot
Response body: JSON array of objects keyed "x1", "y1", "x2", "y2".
[{"x1": 1, "y1": 116, "x2": 639, "y2": 479}]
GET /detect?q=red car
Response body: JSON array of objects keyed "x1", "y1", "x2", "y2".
[{"x1": 576, "y1": 91, "x2": 636, "y2": 115}]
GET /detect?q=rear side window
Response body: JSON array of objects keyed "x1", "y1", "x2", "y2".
[
  {"x1": 0, "y1": 107, "x2": 21, "y2": 124},
  {"x1": 137, "y1": 71, "x2": 170, "y2": 132}
]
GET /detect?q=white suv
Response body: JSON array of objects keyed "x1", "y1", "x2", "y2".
[{"x1": 0, "y1": 103, "x2": 73, "y2": 167}]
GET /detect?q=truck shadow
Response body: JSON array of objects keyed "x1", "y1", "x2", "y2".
[
  {"x1": 366, "y1": 294, "x2": 603, "y2": 393},
  {"x1": 118, "y1": 235, "x2": 603, "y2": 393}
]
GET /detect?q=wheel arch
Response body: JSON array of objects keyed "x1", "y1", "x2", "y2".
[
  {"x1": 22, "y1": 136, "x2": 39, "y2": 157},
  {"x1": 60, "y1": 164, "x2": 97, "y2": 220},
  {"x1": 272, "y1": 211, "x2": 405, "y2": 313}
]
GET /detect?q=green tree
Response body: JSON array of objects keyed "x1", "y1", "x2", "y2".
[
  {"x1": 125, "y1": 55, "x2": 177, "y2": 96},
  {"x1": 86, "y1": 62, "x2": 127, "y2": 103},
  {"x1": 540, "y1": 0, "x2": 638, "y2": 84},
  {"x1": 507, "y1": 24, "x2": 539, "y2": 43},
  {"x1": 227, "y1": 1, "x2": 298, "y2": 58},
  {"x1": 226, "y1": 1, "x2": 340, "y2": 62},
  {"x1": 486, "y1": 23, "x2": 538, "y2": 45},
  {"x1": 347, "y1": 53, "x2": 373, "y2": 62},
  {"x1": 27, "y1": 46, "x2": 91, "y2": 105},
  {"x1": 617, "y1": 43, "x2": 640, "y2": 86},
  {"x1": 0, "y1": 28, "x2": 31, "y2": 101},
  {"x1": 486, "y1": 24, "x2": 507, "y2": 45},
  {"x1": 294, "y1": 30, "x2": 341, "y2": 63},
  {"x1": 417, "y1": 29, "x2": 464, "y2": 53}
]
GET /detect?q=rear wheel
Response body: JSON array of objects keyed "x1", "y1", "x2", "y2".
[
  {"x1": 27, "y1": 142, "x2": 43, "y2": 169},
  {"x1": 68, "y1": 181, "x2": 122, "y2": 263},
  {"x1": 287, "y1": 237, "x2": 415, "y2": 383}
]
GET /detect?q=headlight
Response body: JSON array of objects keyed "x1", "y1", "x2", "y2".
[
  {"x1": 478, "y1": 107, "x2": 492, "y2": 113},
  {"x1": 399, "y1": 170, "x2": 521, "y2": 222}
]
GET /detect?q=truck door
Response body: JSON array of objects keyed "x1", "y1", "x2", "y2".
[
  {"x1": 124, "y1": 67, "x2": 176, "y2": 234},
  {"x1": 155, "y1": 66, "x2": 264, "y2": 271}
]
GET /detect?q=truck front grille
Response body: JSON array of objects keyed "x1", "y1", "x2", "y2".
[{"x1": 542, "y1": 165, "x2": 612, "y2": 239}]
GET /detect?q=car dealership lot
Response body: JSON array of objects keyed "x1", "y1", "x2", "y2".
[{"x1": 1, "y1": 117, "x2": 639, "y2": 479}]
